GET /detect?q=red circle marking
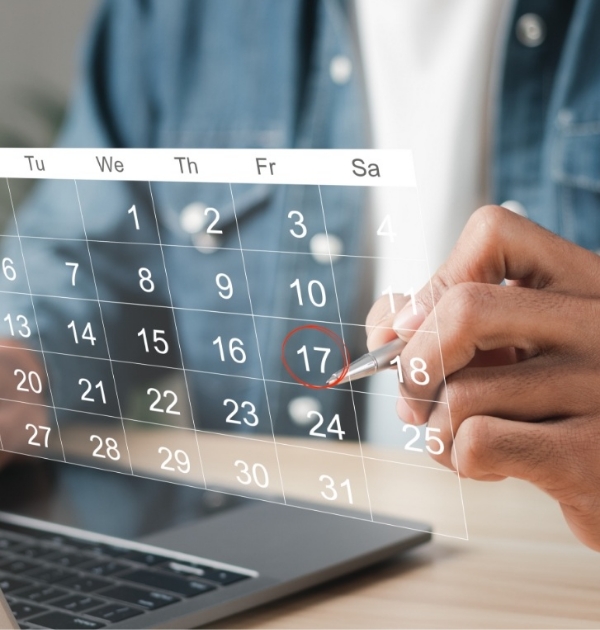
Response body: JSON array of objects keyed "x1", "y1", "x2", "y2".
[{"x1": 281, "y1": 324, "x2": 350, "y2": 390}]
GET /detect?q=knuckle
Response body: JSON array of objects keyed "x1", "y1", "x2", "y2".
[
  {"x1": 468, "y1": 205, "x2": 508, "y2": 240},
  {"x1": 454, "y1": 416, "x2": 490, "y2": 477},
  {"x1": 443, "y1": 282, "x2": 486, "y2": 331}
]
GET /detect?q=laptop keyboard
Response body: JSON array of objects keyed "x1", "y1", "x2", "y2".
[{"x1": 0, "y1": 520, "x2": 253, "y2": 628}]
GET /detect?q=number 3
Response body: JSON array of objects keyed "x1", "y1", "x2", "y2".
[{"x1": 288, "y1": 210, "x2": 307, "y2": 239}]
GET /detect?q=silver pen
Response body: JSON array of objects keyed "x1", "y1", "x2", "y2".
[{"x1": 326, "y1": 338, "x2": 407, "y2": 386}]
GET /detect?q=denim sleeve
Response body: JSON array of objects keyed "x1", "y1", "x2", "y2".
[{"x1": 1, "y1": 0, "x2": 171, "y2": 417}]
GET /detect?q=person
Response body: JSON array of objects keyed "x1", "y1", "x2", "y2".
[{"x1": 2, "y1": 0, "x2": 600, "y2": 549}]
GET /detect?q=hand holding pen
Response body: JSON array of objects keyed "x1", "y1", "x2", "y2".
[{"x1": 347, "y1": 205, "x2": 600, "y2": 553}]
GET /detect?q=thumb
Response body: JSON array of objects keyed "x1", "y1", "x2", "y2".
[{"x1": 451, "y1": 415, "x2": 564, "y2": 488}]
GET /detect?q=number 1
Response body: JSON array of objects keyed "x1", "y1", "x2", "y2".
[{"x1": 128, "y1": 205, "x2": 140, "y2": 230}]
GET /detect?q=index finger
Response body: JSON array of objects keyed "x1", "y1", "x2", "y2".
[{"x1": 393, "y1": 205, "x2": 600, "y2": 338}]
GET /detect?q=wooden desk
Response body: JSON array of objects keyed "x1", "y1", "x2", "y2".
[
  {"x1": 211, "y1": 476, "x2": 600, "y2": 628},
  {"x1": 61, "y1": 426, "x2": 600, "y2": 628}
]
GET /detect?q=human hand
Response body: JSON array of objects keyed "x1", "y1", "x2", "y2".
[
  {"x1": 0, "y1": 340, "x2": 48, "y2": 468},
  {"x1": 366, "y1": 205, "x2": 600, "y2": 551}
]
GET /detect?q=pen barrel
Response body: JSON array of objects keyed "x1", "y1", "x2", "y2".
[{"x1": 372, "y1": 339, "x2": 407, "y2": 370}]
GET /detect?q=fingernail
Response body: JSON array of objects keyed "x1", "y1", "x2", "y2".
[
  {"x1": 396, "y1": 395, "x2": 416, "y2": 424},
  {"x1": 393, "y1": 301, "x2": 426, "y2": 340}
]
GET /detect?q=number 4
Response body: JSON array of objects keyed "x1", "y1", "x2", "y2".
[
  {"x1": 308, "y1": 411, "x2": 345, "y2": 440},
  {"x1": 376, "y1": 215, "x2": 397, "y2": 242}
]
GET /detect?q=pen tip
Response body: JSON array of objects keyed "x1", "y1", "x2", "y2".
[{"x1": 326, "y1": 372, "x2": 340, "y2": 386}]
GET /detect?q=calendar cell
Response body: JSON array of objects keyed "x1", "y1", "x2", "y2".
[
  {"x1": 46, "y1": 354, "x2": 120, "y2": 418},
  {"x1": 243, "y1": 250, "x2": 338, "y2": 324},
  {"x1": 34, "y1": 297, "x2": 109, "y2": 360},
  {"x1": 76, "y1": 180, "x2": 162, "y2": 245},
  {"x1": 0, "y1": 403, "x2": 63, "y2": 463},
  {"x1": 11, "y1": 179, "x2": 84, "y2": 239},
  {"x1": 21, "y1": 237, "x2": 98, "y2": 301},
  {"x1": 176, "y1": 310, "x2": 263, "y2": 380},
  {"x1": 185, "y1": 370, "x2": 270, "y2": 435},
  {"x1": 153, "y1": 181, "x2": 242, "y2": 253},
  {"x1": 200, "y1": 433, "x2": 283, "y2": 501},
  {"x1": 113, "y1": 362, "x2": 193, "y2": 429},
  {"x1": 266, "y1": 380, "x2": 361, "y2": 447},
  {"x1": 162, "y1": 242, "x2": 251, "y2": 314},
  {"x1": 103, "y1": 303, "x2": 181, "y2": 369},
  {"x1": 277, "y1": 444, "x2": 371, "y2": 518},
  {"x1": 324, "y1": 186, "x2": 427, "y2": 262},
  {"x1": 258, "y1": 317, "x2": 347, "y2": 388},
  {"x1": 339, "y1": 259, "x2": 431, "y2": 327},
  {"x1": 87, "y1": 241, "x2": 169, "y2": 307},
  {"x1": 124, "y1": 421, "x2": 204, "y2": 487},
  {"x1": 1, "y1": 347, "x2": 48, "y2": 406},
  {"x1": 357, "y1": 392, "x2": 450, "y2": 470},
  {"x1": 234, "y1": 184, "x2": 326, "y2": 254},
  {"x1": 59, "y1": 409, "x2": 131, "y2": 474},
  {"x1": 0, "y1": 240, "x2": 29, "y2": 295},
  {"x1": 364, "y1": 457, "x2": 467, "y2": 538},
  {"x1": 0, "y1": 310, "x2": 37, "y2": 346}
]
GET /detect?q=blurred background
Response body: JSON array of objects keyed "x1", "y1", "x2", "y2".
[{"x1": 0, "y1": 1, "x2": 96, "y2": 214}]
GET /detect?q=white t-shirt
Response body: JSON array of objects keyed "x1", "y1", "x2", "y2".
[{"x1": 356, "y1": 0, "x2": 511, "y2": 442}]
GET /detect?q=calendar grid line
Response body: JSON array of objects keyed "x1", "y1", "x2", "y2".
[
  {"x1": 0, "y1": 153, "x2": 466, "y2": 537},
  {"x1": 413, "y1": 179, "x2": 469, "y2": 540},
  {"x1": 0, "y1": 392, "x2": 456, "y2": 478},
  {"x1": 0, "y1": 288, "x2": 437, "y2": 334},
  {"x1": 73, "y1": 180, "x2": 135, "y2": 475},
  {"x1": 0, "y1": 388, "x2": 449, "y2": 434},
  {"x1": 0, "y1": 445, "x2": 467, "y2": 540},
  {"x1": 229, "y1": 183, "x2": 287, "y2": 504},
  {"x1": 147, "y1": 181, "x2": 208, "y2": 489},
  {"x1": 318, "y1": 185, "x2": 374, "y2": 522},
  {"x1": 0, "y1": 341, "x2": 450, "y2": 406},
  {"x1": 5, "y1": 178, "x2": 68, "y2": 464},
  {"x1": 0, "y1": 233, "x2": 428, "y2": 264}
]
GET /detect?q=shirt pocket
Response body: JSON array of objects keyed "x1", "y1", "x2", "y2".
[
  {"x1": 553, "y1": 120, "x2": 600, "y2": 193},
  {"x1": 551, "y1": 119, "x2": 600, "y2": 248}
]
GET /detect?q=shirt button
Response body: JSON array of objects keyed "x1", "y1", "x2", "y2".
[
  {"x1": 310, "y1": 233, "x2": 344, "y2": 264},
  {"x1": 329, "y1": 55, "x2": 353, "y2": 85},
  {"x1": 288, "y1": 396, "x2": 321, "y2": 426},
  {"x1": 180, "y1": 202, "x2": 207, "y2": 234},
  {"x1": 515, "y1": 13, "x2": 546, "y2": 47},
  {"x1": 501, "y1": 200, "x2": 528, "y2": 218},
  {"x1": 193, "y1": 231, "x2": 220, "y2": 253}
]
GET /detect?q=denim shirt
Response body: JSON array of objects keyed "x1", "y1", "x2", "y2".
[{"x1": 2, "y1": 0, "x2": 598, "y2": 440}]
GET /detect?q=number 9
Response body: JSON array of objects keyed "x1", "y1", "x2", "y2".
[{"x1": 215, "y1": 273, "x2": 233, "y2": 300}]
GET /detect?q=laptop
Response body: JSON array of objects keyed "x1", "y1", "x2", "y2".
[{"x1": 0, "y1": 460, "x2": 430, "y2": 629}]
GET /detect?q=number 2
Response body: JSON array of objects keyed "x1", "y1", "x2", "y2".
[
  {"x1": 26, "y1": 424, "x2": 51, "y2": 448},
  {"x1": 90, "y1": 435, "x2": 120, "y2": 460},
  {"x1": 158, "y1": 447, "x2": 190, "y2": 474},
  {"x1": 224, "y1": 399, "x2": 259, "y2": 427},
  {"x1": 403, "y1": 425, "x2": 444, "y2": 455},
  {"x1": 79, "y1": 379, "x2": 106, "y2": 404},
  {"x1": 308, "y1": 411, "x2": 345, "y2": 440},
  {"x1": 148, "y1": 388, "x2": 180, "y2": 415},
  {"x1": 205, "y1": 207, "x2": 222, "y2": 235}
]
